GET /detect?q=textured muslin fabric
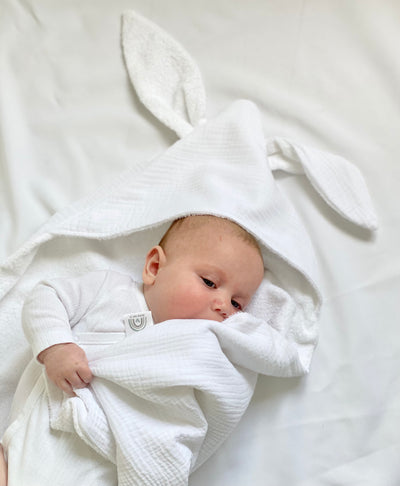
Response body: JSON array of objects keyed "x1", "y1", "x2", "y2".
[{"x1": 3, "y1": 365, "x2": 117, "y2": 486}]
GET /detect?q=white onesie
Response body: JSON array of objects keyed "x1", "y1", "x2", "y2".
[
  {"x1": 22, "y1": 270, "x2": 153, "y2": 361},
  {"x1": 3, "y1": 270, "x2": 153, "y2": 486}
]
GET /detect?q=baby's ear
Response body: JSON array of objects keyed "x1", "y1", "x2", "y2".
[{"x1": 142, "y1": 246, "x2": 166, "y2": 285}]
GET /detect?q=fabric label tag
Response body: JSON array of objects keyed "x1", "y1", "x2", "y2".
[{"x1": 123, "y1": 311, "x2": 153, "y2": 334}]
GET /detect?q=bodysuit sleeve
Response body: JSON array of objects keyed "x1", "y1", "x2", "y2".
[{"x1": 22, "y1": 271, "x2": 109, "y2": 359}]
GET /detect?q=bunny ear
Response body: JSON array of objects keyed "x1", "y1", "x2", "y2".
[
  {"x1": 122, "y1": 10, "x2": 207, "y2": 138},
  {"x1": 267, "y1": 137, "x2": 378, "y2": 231}
]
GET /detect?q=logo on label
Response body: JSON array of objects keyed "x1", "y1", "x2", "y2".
[
  {"x1": 123, "y1": 311, "x2": 152, "y2": 334},
  {"x1": 128, "y1": 315, "x2": 146, "y2": 331}
]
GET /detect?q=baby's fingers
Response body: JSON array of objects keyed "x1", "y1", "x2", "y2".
[
  {"x1": 67, "y1": 370, "x2": 91, "y2": 390},
  {"x1": 58, "y1": 378, "x2": 75, "y2": 396},
  {"x1": 77, "y1": 365, "x2": 93, "y2": 385}
]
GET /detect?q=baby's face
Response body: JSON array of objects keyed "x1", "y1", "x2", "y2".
[{"x1": 143, "y1": 223, "x2": 264, "y2": 323}]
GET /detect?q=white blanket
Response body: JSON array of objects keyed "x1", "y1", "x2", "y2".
[
  {"x1": 6, "y1": 314, "x2": 292, "y2": 485},
  {"x1": 49, "y1": 315, "x2": 299, "y2": 485}
]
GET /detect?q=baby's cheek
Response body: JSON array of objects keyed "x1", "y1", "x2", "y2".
[{"x1": 169, "y1": 284, "x2": 205, "y2": 318}]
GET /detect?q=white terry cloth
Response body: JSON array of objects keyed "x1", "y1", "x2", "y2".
[{"x1": 0, "y1": 9, "x2": 377, "y2": 485}]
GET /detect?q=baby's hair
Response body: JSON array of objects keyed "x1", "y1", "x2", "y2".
[{"x1": 159, "y1": 215, "x2": 262, "y2": 256}]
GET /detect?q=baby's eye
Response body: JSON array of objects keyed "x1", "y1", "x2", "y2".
[
  {"x1": 231, "y1": 300, "x2": 242, "y2": 310},
  {"x1": 202, "y1": 277, "x2": 216, "y2": 288}
]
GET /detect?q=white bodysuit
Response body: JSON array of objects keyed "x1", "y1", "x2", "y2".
[
  {"x1": 4, "y1": 270, "x2": 153, "y2": 486},
  {"x1": 22, "y1": 270, "x2": 153, "y2": 361}
]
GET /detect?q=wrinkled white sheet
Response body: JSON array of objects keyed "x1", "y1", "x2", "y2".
[{"x1": 1, "y1": 1, "x2": 399, "y2": 485}]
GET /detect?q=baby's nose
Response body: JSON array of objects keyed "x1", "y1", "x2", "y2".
[{"x1": 212, "y1": 297, "x2": 230, "y2": 319}]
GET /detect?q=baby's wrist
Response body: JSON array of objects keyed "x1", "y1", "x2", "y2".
[{"x1": 37, "y1": 342, "x2": 75, "y2": 364}]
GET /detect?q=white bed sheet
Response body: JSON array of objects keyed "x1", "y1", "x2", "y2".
[{"x1": 1, "y1": 1, "x2": 399, "y2": 484}]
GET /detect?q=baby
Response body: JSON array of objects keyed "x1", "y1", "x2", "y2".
[{"x1": 0, "y1": 215, "x2": 264, "y2": 483}]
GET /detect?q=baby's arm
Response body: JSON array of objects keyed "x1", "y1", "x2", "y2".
[
  {"x1": 22, "y1": 271, "x2": 108, "y2": 395},
  {"x1": 38, "y1": 343, "x2": 93, "y2": 396}
]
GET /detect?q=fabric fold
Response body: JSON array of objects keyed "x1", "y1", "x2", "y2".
[{"x1": 48, "y1": 315, "x2": 282, "y2": 485}]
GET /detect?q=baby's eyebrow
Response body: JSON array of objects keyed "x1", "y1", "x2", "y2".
[
  {"x1": 200, "y1": 264, "x2": 227, "y2": 279},
  {"x1": 236, "y1": 295, "x2": 250, "y2": 306},
  {"x1": 239, "y1": 287, "x2": 257, "y2": 303},
  {"x1": 231, "y1": 288, "x2": 251, "y2": 303}
]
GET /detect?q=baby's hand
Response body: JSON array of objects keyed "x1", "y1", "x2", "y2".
[{"x1": 38, "y1": 343, "x2": 93, "y2": 396}]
